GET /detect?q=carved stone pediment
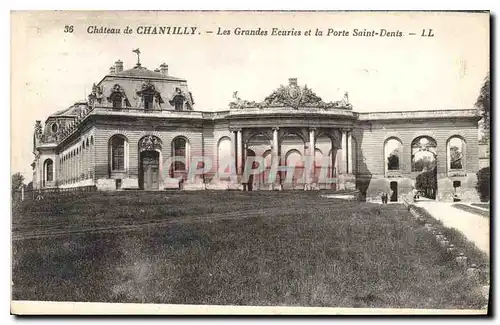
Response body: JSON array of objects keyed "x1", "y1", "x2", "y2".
[
  {"x1": 88, "y1": 83, "x2": 104, "y2": 105},
  {"x1": 107, "y1": 84, "x2": 130, "y2": 107},
  {"x1": 139, "y1": 135, "x2": 162, "y2": 152},
  {"x1": 229, "y1": 78, "x2": 353, "y2": 110},
  {"x1": 136, "y1": 81, "x2": 164, "y2": 107},
  {"x1": 168, "y1": 87, "x2": 193, "y2": 110}
]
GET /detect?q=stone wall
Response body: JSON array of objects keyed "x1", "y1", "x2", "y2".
[{"x1": 354, "y1": 117, "x2": 480, "y2": 202}]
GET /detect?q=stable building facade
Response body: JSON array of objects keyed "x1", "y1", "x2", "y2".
[{"x1": 32, "y1": 58, "x2": 482, "y2": 202}]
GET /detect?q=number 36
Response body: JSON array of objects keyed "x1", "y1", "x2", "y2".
[{"x1": 64, "y1": 25, "x2": 74, "y2": 33}]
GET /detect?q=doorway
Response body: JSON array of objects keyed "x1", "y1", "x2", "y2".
[
  {"x1": 139, "y1": 151, "x2": 160, "y2": 190},
  {"x1": 390, "y1": 181, "x2": 398, "y2": 202}
]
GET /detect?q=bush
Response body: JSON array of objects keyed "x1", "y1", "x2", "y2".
[{"x1": 476, "y1": 167, "x2": 490, "y2": 202}]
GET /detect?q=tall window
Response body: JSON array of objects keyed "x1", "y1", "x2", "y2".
[
  {"x1": 110, "y1": 135, "x2": 126, "y2": 171},
  {"x1": 385, "y1": 138, "x2": 403, "y2": 171},
  {"x1": 448, "y1": 136, "x2": 466, "y2": 170},
  {"x1": 44, "y1": 159, "x2": 53, "y2": 183},
  {"x1": 411, "y1": 136, "x2": 437, "y2": 172},
  {"x1": 217, "y1": 137, "x2": 232, "y2": 176},
  {"x1": 173, "y1": 137, "x2": 187, "y2": 171},
  {"x1": 144, "y1": 95, "x2": 153, "y2": 110},
  {"x1": 112, "y1": 96, "x2": 122, "y2": 109},
  {"x1": 108, "y1": 84, "x2": 127, "y2": 109}
]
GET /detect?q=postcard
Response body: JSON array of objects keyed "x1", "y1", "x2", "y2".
[{"x1": 10, "y1": 10, "x2": 490, "y2": 315}]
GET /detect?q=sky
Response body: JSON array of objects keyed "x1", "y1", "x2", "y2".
[{"x1": 11, "y1": 11, "x2": 489, "y2": 182}]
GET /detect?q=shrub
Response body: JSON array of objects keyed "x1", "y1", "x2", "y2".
[{"x1": 476, "y1": 167, "x2": 490, "y2": 202}]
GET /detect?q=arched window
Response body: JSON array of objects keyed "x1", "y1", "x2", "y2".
[
  {"x1": 411, "y1": 136, "x2": 437, "y2": 172},
  {"x1": 217, "y1": 136, "x2": 232, "y2": 176},
  {"x1": 448, "y1": 136, "x2": 466, "y2": 170},
  {"x1": 385, "y1": 138, "x2": 403, "y2": 171},
  {"x1": 173, "y1": 137, "x2": 188, "y2": 171},
  {"x1": 90, "y1": 136, "x2": 94, "y2": 145},
  {"x1": 44, "y1": 159, "x2": 53, "y2": 183},
  {"x1": 109, "y1": 135, "x2": 127, "y2": 171},
  {"x1": 108, "y1": 84, "x2": 128, "y2": 109}
]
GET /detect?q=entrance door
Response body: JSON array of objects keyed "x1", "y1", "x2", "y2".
[
  {"x1": 140, "y1": 151, "x2": 160, "y2": 190},
  {"x1": 390, "y1": 181, "x2": 398, "y2": 202}
]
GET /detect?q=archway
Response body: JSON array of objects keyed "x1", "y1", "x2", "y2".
[
  {"x1": 411, "y1": 136, "x2": 437, "y2": 199},
  {"x1": 315, "y1": 133, "x2": 336, "y2": 189},
  {"x1": 281, "y1": 132, "x2": 306, "y2": 189},
  {"x1": 284, "y1": 149, "x2": 304, "y2": 189},
  {"x1": 246, "y1": 132, "x2": 272, "y2": 189},
  {"x1": 217, "y1": 136, "x2": 232, "y2": 180},
  {"x1": 138, "y1": 135, "x2": 162, "y2": 190}
]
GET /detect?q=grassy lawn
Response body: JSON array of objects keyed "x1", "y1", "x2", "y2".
[
  {"x1": 12, "y1": 191, "x2": 488, "y2": 309},
  {"x1": 452, "y1": 204, "x2": 490, "y2": 218}
]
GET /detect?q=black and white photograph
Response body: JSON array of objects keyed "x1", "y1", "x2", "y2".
[{"x1": 10, "y1": 10, "x2": 490, "y2": 315}]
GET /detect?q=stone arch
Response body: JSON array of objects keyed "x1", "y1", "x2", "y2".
[
  {"x1": 411, "y1": 135, "x2": 438, "y2": 200},
  {"x1": 280, "y1": 129, "x2": 307, "y2": 144},
  {"x1": 411, "y1": 135, "x2": 437, "y2": 172},
  {"x1": 246, "y1": 132, "x2": 272, "y2": 157},
  {"x1": 284, "y1": 149, "x2": 304, "y2": 188},
  {"x1": 316, "y1": 129, "x2": 341, "y2": 149},
  {"x1": 447, "y1": 135, "x2": 467, "y2": 171},
  {"x1": 217, "y1": 136, "x2": 233, "y2": 177},
  {"x1": 384, "y1": 137, "x2": 403, "y2": 172}
]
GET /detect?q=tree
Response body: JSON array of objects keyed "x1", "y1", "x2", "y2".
[
  {"x1": 11, "y1": 172, "x2": 25, "y2": 192},
  {"x1": 475, "y1": 73, "x2": 490, "y2": 141},
  {"x1": 476, "y1": 167, "x2": 490, "y2": 202},
  {"x1": 387, "y1": 149, "x2": 400, "y2": 170},
  {"x1": 415, "y1": 167, "x2": 437, "y2": 199},
  {"x1": 450, "y1": 145, "x2": 463, "y2": 169}
]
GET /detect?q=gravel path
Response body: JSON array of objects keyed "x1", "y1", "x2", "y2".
[{"x1": 416, "y1": 202, "x2": 490, "y2": 256}]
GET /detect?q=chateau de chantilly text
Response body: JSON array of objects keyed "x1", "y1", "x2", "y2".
[{"x1": 80, "y1": 25, "x2": 436, "y2": 38}]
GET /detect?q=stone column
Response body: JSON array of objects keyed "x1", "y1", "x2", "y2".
[
  {"x1": 230, "y1": 129, "x2": 236, "y2": 175},
  {"x1": 337, "y1": 129, "x2": 347, "y2": 175},
  {"x1": 308, "y1": 127, "x2": 316, "y2": 189},
  {"x1": 335, "y1": 129, "x2": 348, "y2": 190},
  {"x1": 347, "y1": 130, "x2": 352, "y2": 174},
  {"x1": 236, "y1": 129, "x2": 243, "y2": 176},
  {"x1": 272, "y1": 127, "x2": 279, "y2": 189}
]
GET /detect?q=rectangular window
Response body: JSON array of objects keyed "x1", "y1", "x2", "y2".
[
  {"x1": 113, "y1": 98, "x2": 122, "y2": 109},
  {"x1": 112, "y1": 145, "x2": 124, "y2": 170},
  {"x1": 144, "y1": 95, "x2": 153, "y2": 110},
  {"x1": 46, "y1": 164, "x2": 53, "y2": 182}
]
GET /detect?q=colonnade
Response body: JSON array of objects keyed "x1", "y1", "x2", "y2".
[{"x1": 229, "y1": 127, "x2": 354, "y2": 190}]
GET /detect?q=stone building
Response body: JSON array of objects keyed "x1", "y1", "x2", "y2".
[{"x1": 31, "y1": 57, "x2": 483, "y2": 202}]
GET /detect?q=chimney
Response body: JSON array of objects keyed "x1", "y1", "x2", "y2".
[
  {"x1": 114, "y1": 60, "x2": 123, "y2": 73},
  {"x1": 160, "y1": 63, "x2": 168, "y2": 76},
  {"x1": 109, "y1": 66, "x2": 116, "y2": 74}
]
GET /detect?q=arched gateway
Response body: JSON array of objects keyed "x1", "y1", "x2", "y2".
[{"x1": 31, "y1": 56, "x2": 482, "y2": 201}]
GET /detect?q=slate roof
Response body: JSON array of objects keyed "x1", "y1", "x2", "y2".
[{"x1": 113, "y1": 65, "x2": 186, "y2": 81}]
